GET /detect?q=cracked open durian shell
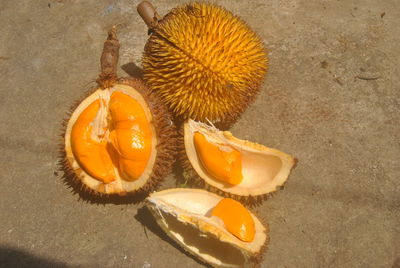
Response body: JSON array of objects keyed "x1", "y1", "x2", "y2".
[
  {"x1": 182, "y1": 120, "x2": 297, "y2": 204},
  {"x1": 63, "y1": 79, "x2": 177, "y2": 196},
  {"x1": 146, "y1": 188, "x2": 268, "y2": 268}
]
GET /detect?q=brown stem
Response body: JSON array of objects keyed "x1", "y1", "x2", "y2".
[
  {"x1": 137, "y1": 1, "x2": 160, "y2": 28},
  {"x1": 97, "y1": 26, "x2": 120, "y2": 89}
]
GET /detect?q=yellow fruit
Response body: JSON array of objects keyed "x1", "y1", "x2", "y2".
[
  {"x1": 61, "y1": 28, "x2": 176, "y2": 196},
  {"x1": 193, "y1": 132, "x2": 243, "y2": 185},
  {"x1": 141, "y1": 2, "x2": 267, "y2": 123},
  {"x1": 211, "y1": 198, "x2": 255, "y2": 242}
]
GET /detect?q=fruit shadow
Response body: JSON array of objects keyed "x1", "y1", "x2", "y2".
[
  {"x1": 392, "y1": 257, "x2": 400, "y2": 268},
  {"x1": 173, "y1": 160, "x2": 189, "y2": 188},
  {"x1": 0, "y1": 246, "x2": 69, "y2": 267},
  {"x1": 134, "y1": 206, "x2": 212, "y2": 268},
  {"x1": 121, "y1": 62, "x2": 143, "y2": 79}
]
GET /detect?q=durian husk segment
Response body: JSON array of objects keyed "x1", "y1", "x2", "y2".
[
  {"x1": 146, "y1": 188, "x2": 268, "y2": 268},
  {"x1": 142, "y1": 2, "x2": 267, "y2": 123},
  {"x1": 183, "y1": 120, "x2": 297, "y2": 202},
  {"x1": 63, "y1": 78, "x2": 177, "y2": 195}
]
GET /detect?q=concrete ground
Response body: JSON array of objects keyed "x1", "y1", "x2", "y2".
[{"x1": 0, "y1": 0, "x2": 399, "y2": 267}]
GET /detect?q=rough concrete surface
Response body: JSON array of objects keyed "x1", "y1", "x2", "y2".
[{"x1": 0, "y1": 0, "x2": 399, "y2": 267}]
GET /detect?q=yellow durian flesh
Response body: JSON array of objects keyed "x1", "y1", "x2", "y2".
[
  {"x1": 145, "y1": 188, "x2": 267, "y2": 268},
  {"x1": 65, "y1": 84, "x2": 158, "y2": 194},
  {"x1": 184, "y1": 120, "x2": 297, "y2": 198},
  {"x1": 193, "y1": 132, "x2": 243, "y2": 185}
]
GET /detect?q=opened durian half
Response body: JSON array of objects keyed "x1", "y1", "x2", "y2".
[
  {"x1": 182, "y1": 120, "x2": 297, "y2": 203},
  {"x1": 62, "y1": 28, "x2": 176, "y2": 196},
  {"x1": 146, "y1": 188, "x2": 268, "y2": 268}
]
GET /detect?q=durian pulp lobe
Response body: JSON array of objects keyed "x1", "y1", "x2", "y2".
[
  {"x1": 71, "y1": 100, "x2": 116, "y2": 183},
  {"x1": 71, "y1": 90, "x2": 152, "y2": 183},
  {"x1": 211, "y1": 198, "x2": 255, "y2": 242},
  {"x1": 108, "y1": 91, "x2": 152, "y2": 181},
  {"x1": 193, "y1": 132, "x2": 243, "y2": 185}
]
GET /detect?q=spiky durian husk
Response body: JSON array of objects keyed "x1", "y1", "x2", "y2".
[
  {"x1": 250, "y1": 213, "x2": 270, "y2": 268},
  {"x1": 59, "y1": 78, "x2": 177, "y2": 200},
  {"x1": 143, "y1": 2, "x2": 267, "y2": 124}
]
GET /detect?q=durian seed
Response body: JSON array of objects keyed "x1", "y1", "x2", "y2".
[
  {"x1": 211, "y1": 198, "x2": 255, "y2": 242},
  {"x1": 193, "y1": 132, "x2": 243, "y2": 185}
]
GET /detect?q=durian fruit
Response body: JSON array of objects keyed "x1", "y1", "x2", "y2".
[
  {"x1": 145, "y1": 188, "x2": 268, "y2": 268},
  {"x1": 138, "y1": 1, "x2": 268, "y2": 124},
  {"x1": 62, "y1": 27, "x2": 176, "y2": 196},
  {"x1": 181, "y1": 120, "x2": 297, "y2": 204}
]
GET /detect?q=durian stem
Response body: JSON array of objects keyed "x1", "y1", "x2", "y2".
[
  {"x1": 137, "y1": 1, "x2": 160, "y2": 28},
  {"x1": 97, "y1": 26, "x2": 120, "y2": 89}
]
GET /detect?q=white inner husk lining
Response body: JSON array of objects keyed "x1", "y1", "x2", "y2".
[{"x1": 159, "y1": 209, "x2": 246, "y2": 267}]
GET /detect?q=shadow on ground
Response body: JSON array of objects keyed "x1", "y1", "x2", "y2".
[
  {"x1": 0, "y1": 246, "x2": 71, "y2": 268},
  {"x1": 121, "y1": 62, "x2": 143, "y2": 79},
  {"x1": 393, "y1": 257, "x2": 400, "y2": 268}
]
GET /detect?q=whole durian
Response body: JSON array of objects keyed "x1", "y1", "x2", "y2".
[{"x1": 138, "y1": 1, "x2": 268, "y2": 124}]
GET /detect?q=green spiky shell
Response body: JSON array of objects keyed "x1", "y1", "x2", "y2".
[
  {"x1": 61, "y1": 78, "x2": 177, "y2": 197},
  {"x1": 143, "y1": 2, "x2": 267, "y2": 124}
]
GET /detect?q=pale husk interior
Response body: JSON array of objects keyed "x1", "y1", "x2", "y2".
[
  {"x1": 184, "y1": 119, "x2": 296, "y2": 196},
  {"x1": 64, "y1": 84, "x2": 157, "y2": 194},
  {"x1": 146, "y1": 188, "x2": 267, "y2": 268}
]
